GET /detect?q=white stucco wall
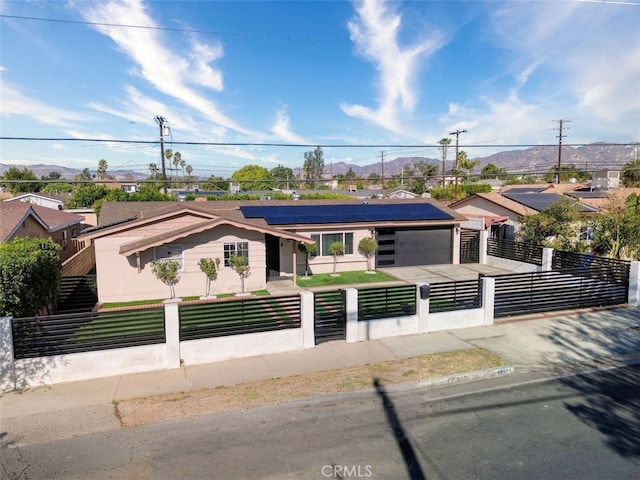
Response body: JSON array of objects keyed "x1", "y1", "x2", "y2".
[{"x1": 95, "y1": 226, "x2": 268, "y2": 303}]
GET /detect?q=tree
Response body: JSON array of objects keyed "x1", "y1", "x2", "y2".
[
  {"x1": 457, "y1": 151, "x2": 480, "y2": 180},
  {"x1": 202, "y1": 175, "x2": 229, "y2": 191},
  {"x1": 229, "y1": 254, "x2": 251, "y2": 294},
  {"x1": 65, "y1": 184, "x2": 110, "y2": 209},
  {"x1": 231, "y1": 164, "x2": 273, "y2": 191},
  {"x1": 517, "y1": 198, "x2": 581, "y2": 249},
  {"x1": 543, "y1": 164, "x2": 590, "y2": 183},
  {"x1": 0, "y1": 237, "x2": 62, "y2": 317},
  {"x1": 590, "y1": 194, "x2": 640, "y2": 259},
  {"x1": 358, "y1": 237, "x2": 378, "y2": 272},
  {"x1": 97, "y1": 159, "x2": 108, "y2": 180},
  {"x1": 41, "y1": 182, "x2": 73, "y2": 194},
  {"x1": 303, "y1": 147, "x2": 325, "y2": 188},
  {"x1": 438, "y1": 137, "x2": 452, "y2": 186},
  {"x1": 164, "y1": 148, "x2": 173, "y2": 181},
  {"x1": 481, "y1": 163, "x2": 508, "y2": 180},
  {"x1": 328, "y1": 241, "x2": 344, "y2": 275},
  {"x1": 150, "y1": 260, "x2": 181, "y2": 299},
  {"x1": 198, "y1": 257, "x2": 221, "y2": 297},
  {"x1": 270, "y1": 165, "x2": 295, "y2": 189},
  {"x1": 297, "y1": 242, "x2": 318, "y2": 277},
  {"x1": 74, "y1": 168, "x2": 93, "y2": 182},
  {"x1": 172, "y1": 151, "x2": 182, "y2": 187},
  {"x1": 1, "y1": 166, "x2": 40, "y2": 194},
  {"x1": 621, "y1": 159, "x2": 640, "y2": 187},
  {"x1": 41, "y1": 171, "x2": 63, "y2": 181},
  {"x1": 185, "y1": 164, "x2": 193, "y2": 188}
]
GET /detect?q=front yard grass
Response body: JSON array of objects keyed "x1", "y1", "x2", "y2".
[{"x1": 296, "y1": 270, "x2": 398, "y2": 287}]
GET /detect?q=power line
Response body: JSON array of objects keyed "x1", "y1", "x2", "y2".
[{"x1": 0, "y1": 136, "x2": 634, "y2": 149}]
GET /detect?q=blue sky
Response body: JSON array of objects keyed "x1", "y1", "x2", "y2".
[{"x1": 1, "y1": 0, "x2": 639, "y2": 178}]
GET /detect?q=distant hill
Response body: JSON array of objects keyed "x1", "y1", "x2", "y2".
[
  {"x1": 0, "y1": 163, "x2": 148, "y2": 181},
  {"x1": 1, "y1": 143, "x2": 636, "y2": 181}
]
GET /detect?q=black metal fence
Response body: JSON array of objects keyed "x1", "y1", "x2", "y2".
[
  {"x1": 429, "y1": 279, "x2": 483, "y2": 313},
  {"x1": 179, "y1": 295, "x2": 301, "y2": 341},
  {"x1": 487, "y1": 238, "x2": 544, "y2": 266},
  {"x1": 314, "y1": 290, "x2": 346, "y2": 344},
  {"x1": 552, "y1": 250, "x2": 631, "y2": 284},
  {"x1": 358, "y1": 285, "x2": 416, "y2": 321},
  {"x1": 12, "y1": 307, "x2": 165, "y2": 359},
  {"x1": 492, "y1": 270, "x2": 628, "y2": 318}
]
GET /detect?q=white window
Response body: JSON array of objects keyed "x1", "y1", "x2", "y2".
[
  {"x1": 310, "y1": 232, "x2": 354, "y2": 256},
  {"x1": 223, "y1": 241, "x2": 249, "y2": 267},
  {"x1": 154, "y1": 244, "x2": 184, "y2": 270}
]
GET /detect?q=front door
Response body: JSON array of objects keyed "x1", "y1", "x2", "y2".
[{"x1": 265, "y1": 234, "x2": 280, "y2": 278}]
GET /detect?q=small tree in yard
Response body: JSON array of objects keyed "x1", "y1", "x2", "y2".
[
  {"x1": 328, "y1": 241, "x2": 345, "y2": 275},
  {"x1": 150, "y1": 260, "x2": 180, "y2": 300},
  {"x1": 198, "y1": 257, "x2": 221, "y2": 297},
  {"x1": 297, "y1": 242, "x2": 318, "y2": 277},
  {"x1": 229, "y1": 254, "x2": 251, "y2": 295},
  {"x1": 358, "y1": 237, "x2": 378, "y2": 272}
]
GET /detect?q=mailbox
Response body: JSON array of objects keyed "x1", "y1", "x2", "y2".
[{"x1": 419, "y1": 284, "x2": 431, "y2": 300}]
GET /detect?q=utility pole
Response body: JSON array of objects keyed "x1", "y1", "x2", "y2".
[
  {"x1": 154, "y1": 115, "x2": 169, "y2": 194},
  {"x1": 554, "y1": 119, "x2": 570, "y2": 184},
  {"x1": 379, "y1": 150, "x2": 385, "y2": 188},
  {"x1": 449, "y1": 129, "x2": 467, "y2": 196}
]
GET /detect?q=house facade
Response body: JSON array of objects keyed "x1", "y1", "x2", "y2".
[
  {"x1": 0, "y1": 202, "x2": 84, "y2": 261},
  {"x1": 80, "y1": 199, "x2": 466, "y2": 303}
]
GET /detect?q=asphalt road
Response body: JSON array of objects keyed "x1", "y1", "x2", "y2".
[{"x1": 2, "y1": 365, "x2": 639, "y2": 479}]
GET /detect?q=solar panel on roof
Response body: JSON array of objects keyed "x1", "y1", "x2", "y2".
[
  {"x1": 240, "y1": 203, "x2": 453, "y2": 225},
  {"x1": 504, "y1": 187, "x2": 547, "y2": 194},
  {"x1": 502, "y1": 192, "x2": 597, "y2": 213}
]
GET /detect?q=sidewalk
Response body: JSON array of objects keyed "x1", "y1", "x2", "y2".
[{"x1": 2, "y1": 306, "x2": 639, "y2": 445}]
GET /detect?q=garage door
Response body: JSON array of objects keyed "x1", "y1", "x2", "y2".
[{"x1": 375, "y1": 227, "x2": 453, "y2": 267}]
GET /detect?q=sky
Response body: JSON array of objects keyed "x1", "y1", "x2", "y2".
[{"x1": 1, "y1": 0, "x2": 639, "y2": 179}]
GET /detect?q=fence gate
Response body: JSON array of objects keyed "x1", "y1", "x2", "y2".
[
  {"x1": 492, "y1": 269, "x2": 629, "y2": 318},
  {"x1": 314, "y1": 290, "x2": 346, "y2": 344},
  {"x1": 460, "y1": 229, "x2": 480, "y2": 264}
]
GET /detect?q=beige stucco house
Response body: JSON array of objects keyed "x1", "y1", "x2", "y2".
[{"x1": 79, "y1": 199, "x2": 466, "y2": 303}]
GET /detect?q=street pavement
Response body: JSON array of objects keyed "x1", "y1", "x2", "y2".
[{"x1": 1, "y1": 305, "x2": 639, "y2": 447}]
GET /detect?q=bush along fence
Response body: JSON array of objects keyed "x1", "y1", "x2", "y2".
[{"x1": 1, "y1": 278, "x2": 497, "y2": 392}]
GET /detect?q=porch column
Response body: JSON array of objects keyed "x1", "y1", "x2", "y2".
[
  {"x1": 629, "y1": 261, "x2": 640, "y2": 306},
  {"x1": 0, "y1": 317, "x2": 15, "y2": 392},
  {"x1": 344, "y1": 288, "x2": 359, "y2": 343},
  {"x1": 292, "y1": 241, "x2": 298, "y2": 286}
]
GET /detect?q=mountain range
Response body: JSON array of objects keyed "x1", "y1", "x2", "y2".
[{"x1": 1, "y1": 143, "x2": 637, "y2": 181}]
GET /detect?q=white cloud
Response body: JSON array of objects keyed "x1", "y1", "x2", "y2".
[
  {"x1": 270, "y1": 108, "x2": 309, "y2": 145},
  {"x1": 77, "y1": 0, "x2": 257, "y2": 136},
  {"x1": 0, "y1": 77, "x2": 90, "y2": 127},
  {"x1": 341, "y1": 0, "x2": 445, "y2": 134}
]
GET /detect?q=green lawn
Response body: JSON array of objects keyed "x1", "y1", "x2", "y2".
[{"x1": 296, "y1": 270, "x2": 397, "y2": 287}]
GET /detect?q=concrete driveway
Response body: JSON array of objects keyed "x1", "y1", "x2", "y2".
[{"x1": 379, "y1": 263, "x2": 516, "y2": 284}]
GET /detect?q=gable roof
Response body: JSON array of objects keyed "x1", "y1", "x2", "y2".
[
  {"x1": 0, "y1": 202, "x2": 83, "y2": 241},
  {"x1": 449, "y1": 192, "x2": 538, "y2": 217},
  {"x1": 501, "y1": 192, "x2": 599, "y2": 213}
]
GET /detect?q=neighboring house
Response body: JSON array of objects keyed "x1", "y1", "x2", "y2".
[
  {"x1": 592, "y1": 170, "x2": 620, "y2": 190},
  {"x1": 79, "y1": 199, "x2": 466, "y2": 303},
  {"x1": 120, "y1": 183, "x2": 139, "y2": 193},
  {"x1": 4, "y1": 192, "x2": 69, "y2": 210},
  {"x1": 0, "y1": 202, "x2": 85, "y2": 261},
  {"x1": 388, "y1": 189, "x2": 417, "y2": 199},
  {"x1": 450, "y1": 185, "x2": 599, "y2": 240}
]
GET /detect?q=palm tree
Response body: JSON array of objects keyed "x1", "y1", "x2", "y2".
[
  {"x1": 164, "y1": 149, "x2": 173, "y2": 184},
  {"x1": 457, "y1": 151, "x2": 480, "y2": 181},
  {"x1": 185, "y1": 164, "x2": 193, "y2": 188},
  {"x1": 172, "y1": 152, "x2": 181, "y2": 188},
  {"x1": 438, "y1": 137, "x2": 452, "y2": 187}
]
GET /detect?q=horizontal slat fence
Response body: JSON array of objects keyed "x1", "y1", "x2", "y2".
[
  {"x1": 552, "y1": 250, "x2": 630, "y2": 284},
  {"x1": 429, "y1": 280, "x2": 483, "y2": 313},
  {"x1": 488, "y1": 238, "x2": 544, "y2": 265},
  {"x1": 493, "y1": 270, "x2": 628, "y2": 318},
  {"x1": 358, "y1": 285, "x2": 416, "y2": 321},
  {"x1": 314, "y1": 290, "x2": 346, "y2": 343},
  {"x1": 179, "y1": 295, "x2": 301, "y2": 341},
  {"x1": 12, "y1": 307, "x2": 165, "y2": 359}
]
